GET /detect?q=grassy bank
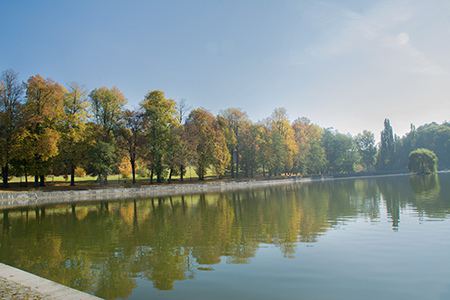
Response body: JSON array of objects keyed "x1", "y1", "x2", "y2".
[{"x1": 0, "y1": 166, "x2": 286, "y2": 193}]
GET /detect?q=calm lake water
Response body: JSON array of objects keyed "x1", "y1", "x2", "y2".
[{"x1": 1, "y1": 173, "x2": 450, "y2": 300}]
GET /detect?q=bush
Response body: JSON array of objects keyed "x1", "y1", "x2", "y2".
[
  {"x1": 121, "y1": 170, "x2": 131, "y2": 179},
  {"x1": 408, "y1": 148, "x2": 438, "y2": 174},
  {"x1": 74, "y1": 167, "x2": 86, "y2": 177},
  {"x1": 136, "y1": 167, "x2": 149, "y2": 178}
]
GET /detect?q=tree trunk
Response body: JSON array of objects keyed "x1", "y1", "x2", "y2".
[
  {"x1": 24, "y1": 169, "x2": 28, "y2": 187},
  {"x1": 180, "y1": 165, "x2": 184, "y2": 181},
  {"x1": 2, "y1": 166, "x2": 9, "y2": 188},
  {"x1": 70, "y1": 166, "x2": 75, "y2": 186},
  {"x1": 236, "y1": 143, "x2": 239, "y2": 179},
  {"x1": 39, "y1": 175, "x2": 45, "y2": 187},
  {"x1": 231, "y1": 149, "x2": 235, "y2": 178},
  {"x1": 168, "y1": 169, "x2": 172, "y2": 184},
  {"x1": 150, "y1": 168, "x2": 154, "y2": 184},
  {"x1": 131, "y1": 159, "x2": 136, "y2": 184},
  {"x1": 34, "y1": 175, "x2": 39, "y2": 188}
]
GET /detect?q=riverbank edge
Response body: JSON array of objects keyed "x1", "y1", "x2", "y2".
[
  {"x1": 0, "y1": 172, "x2": 416, "y2": 209},
  {"x1": 0, "y1": 262, "x2": 102, "y2": 300}
]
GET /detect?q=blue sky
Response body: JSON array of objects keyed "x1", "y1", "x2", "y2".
[{"x1": 1, "y1": 0, "x2": 449, "y2": 139}]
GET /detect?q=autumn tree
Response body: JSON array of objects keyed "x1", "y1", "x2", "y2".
[
  {"x1": 58, "y1": 83, "x2": 91, "y2": 186},
  {"x1": 408, "y1": 148, "x2": 438, "y2": 174},
  {"x1": 185, "y1": 108, "x2": 230, "y2": 180},
  {"x1": 0, "y1": 69, "x2": 24, "y2": 188},
  {"x1": 23, "y1": 75, "x2": 65, "y2": 187},
  {"x1": 270, "y1": 108, "x2": 298, "y2": 175},
  {"x1": 140, "y1": 90, "x2": 179, "y2": 183}
]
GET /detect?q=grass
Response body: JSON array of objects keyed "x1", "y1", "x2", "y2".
[{"x1": 0, "y1": 166, "x2": 288, "y2": 193}]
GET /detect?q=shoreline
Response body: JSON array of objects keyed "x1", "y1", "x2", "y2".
[{"x1": 0, "y1": 172, "x2": 416, "y2": 210}]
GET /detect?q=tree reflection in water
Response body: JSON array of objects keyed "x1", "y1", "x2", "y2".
[{"x1": 0, "y1": 173, "x2": 449, "y2": 299}]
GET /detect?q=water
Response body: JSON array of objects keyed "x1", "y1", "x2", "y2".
[{"x1": 1, "y1": 173, "x2": 450, "y2": 300}]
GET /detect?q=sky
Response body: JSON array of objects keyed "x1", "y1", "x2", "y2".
[{"x1": 1, "y1": 0, "x2": 450, "y2": 140}]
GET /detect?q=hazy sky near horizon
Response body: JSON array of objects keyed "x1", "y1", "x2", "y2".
[{"x1": 1, "y1": 0, "x2": 450, "y2": 139}]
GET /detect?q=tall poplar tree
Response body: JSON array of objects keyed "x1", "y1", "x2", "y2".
[{"x1": 376, "y1": 118, "x2": 395, "y2": 170}]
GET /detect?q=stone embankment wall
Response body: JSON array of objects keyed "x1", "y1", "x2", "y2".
[{"x1": 0, "y1": 177, "x2": 314, "y2": 209}]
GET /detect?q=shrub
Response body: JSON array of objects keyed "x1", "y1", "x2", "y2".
[{"x1": 74, "y1": 167, "x2": 86, "y2": 177}]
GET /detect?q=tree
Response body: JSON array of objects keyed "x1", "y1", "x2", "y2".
[
  {"x1": 292, "y1": 117, "x2": 326, "y2": 175},
  {"x1": 408, "y1": 148, "x2": 438, "y2": 174},
  {"x1": 140, "y1": 90, "x2": 179, "y2": 183},
  {"x1": 376, "y1": 118, "x2": 395, "y2": 171},
  {"x1": 219, "y1": 108, "x2": 248, "y2": 178},
  {"x1": 269, "y1": 108, "x2": 298, "y2": 175},
  {"x1": 0, "y1": 69, "x2": 24, "y2": 188},
  {"x1": 117, "y1": 109, "x2": 147, "y2": 184},
  {"x1": 239, "y1": 122, "x2": 260, "y2": 178},
  {"x1": 355, "y1": 130, "x2": 377, "y2": 171},
  {"x1": 85, "y1": 140, "x2": 117, "y2": 185},
  {"x1": 256, "y1": 121, "x2": 273, "y2": 177},
  {"x1": 185, "y1": 108, "x2": 229, "y2": 180},
  {"x1": 58, "y1": 83, "x2": 91, "y2": 186},
  {"x1": 321, "y1": 129, "x2": 359, "y2": 174},
  {"x1": 88, "y1": 86, "x2": 127, "y2": 183},
  {"x1": 23, "y1": 74, "x2": 65, "y2": 187},
  {"x1": 89, "y1": 86, "x2": 127, "y2": 142}
]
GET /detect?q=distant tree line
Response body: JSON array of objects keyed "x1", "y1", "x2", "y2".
[{"x1": 1, "y1": 69, "x2": 448, "y2": 188}]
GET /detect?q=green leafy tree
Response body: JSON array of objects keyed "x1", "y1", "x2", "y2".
[
  {"x1": 89, "y1": 86, "x2": 127, "y2": 142},
  {"x1": 321, "y1": 129, "x2": 359, "y2": 174},
  {"x1": 355, "y1": 130, "x2": 377, "y2": 171},
  {"x1": 408, "y1": 148, "x2": 438, "y2": 174},
  {"x1": 88, "y1": 86, "x2": 127, "y2": 183},
  {"x1": 58, "y1": 83, "x2": 91, "y2": 186},
  {"x1": 140, "y1": 90, "x2": 179, "y2": 183},
  {"x1": 85, "y1": 140, "x2": 117, "y2": 185},
  {"x1": 0, "y1": 69, "x2": 24, "y2": 188}
]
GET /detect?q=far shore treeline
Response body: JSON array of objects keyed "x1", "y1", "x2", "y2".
[{"x1": 1, "y1": 69, "x2": 449, "y2": 188}]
